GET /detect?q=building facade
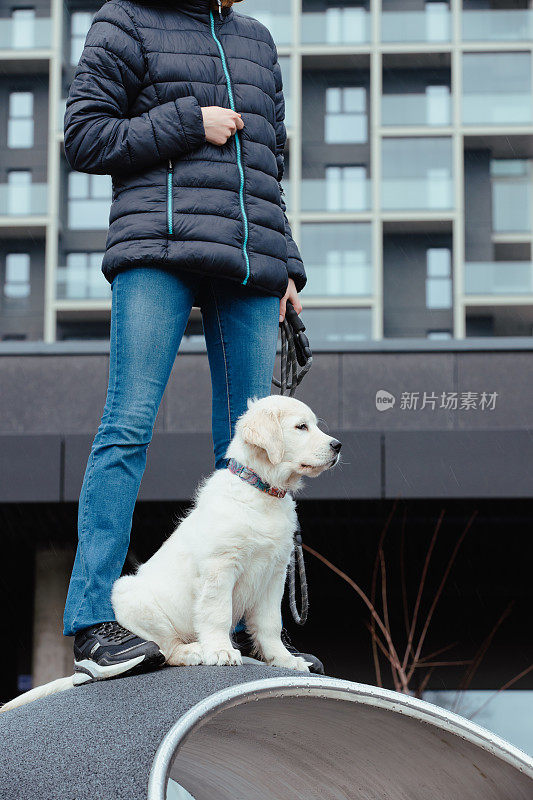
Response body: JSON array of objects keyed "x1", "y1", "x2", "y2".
[
  {"x1": 2, "y1": 0, "x2": 533, "y2": 342},
  {"x1": 1, "y1": 0, "x2": 532, "y2": 756}
]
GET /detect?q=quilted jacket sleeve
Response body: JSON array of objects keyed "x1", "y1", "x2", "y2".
[
  {"x1": 63, "y1": 2, "x2": 206, "y2": 175},
  {"x1": 272, "y1": 44, "x2": 307, "y2": 294}
]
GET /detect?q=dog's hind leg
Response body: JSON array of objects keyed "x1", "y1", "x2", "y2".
[{"x1": 165, "y1": 641, "x2": 203, "y2": 666}]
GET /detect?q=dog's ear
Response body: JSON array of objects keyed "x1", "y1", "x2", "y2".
[{"x1": 242, "y1": 406, "x2": 284, "y2": 465}]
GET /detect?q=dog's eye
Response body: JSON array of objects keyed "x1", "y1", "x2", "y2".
[{"x1": 296, "y1": 423, "x2": 308, "y2": 431}]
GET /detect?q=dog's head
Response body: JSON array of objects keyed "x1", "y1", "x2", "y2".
[{"x1": 227, "y1": 395, "x2": 341, "y2": 491}]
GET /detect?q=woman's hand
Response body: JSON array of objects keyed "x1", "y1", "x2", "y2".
[
  {"x1": 201, "y1": 106, "x2": 244, "y2": 145},
  {"x1": 279, "y1": 278, "x2": 302, "y2": 323}
]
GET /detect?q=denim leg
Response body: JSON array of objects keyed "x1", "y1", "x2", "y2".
[
  {"x1": 63, "y1": 267, "x2": 199, "y2": 637},
  {"x1": 200, "y1": 277, "x2": 280, "y2": 470},
  {"x1": 200, "y1": 277, "x2": 280, "y2": 636}
]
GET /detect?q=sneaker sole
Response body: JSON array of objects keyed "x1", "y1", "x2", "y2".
[{"x1": 73, "y1": 651, "x2": 165, "y2": 685}]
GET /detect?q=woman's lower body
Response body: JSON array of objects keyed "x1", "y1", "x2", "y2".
[{"x1": 63, "y1": 266, "x2": 280, "y2": 638}]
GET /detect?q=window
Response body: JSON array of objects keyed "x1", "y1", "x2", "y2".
[
  {"x1": 301, "y1": 307, "x2": 372, "y2": 343},
  {"x1": 302, "y1": 5, "x2": 368, "y2": 45},
  {"x1": 57, "y1": 252, "x2": 108, "y2": 300},
  {"x1": 427, "y1": 330, "x2": 452, "y2": 339},
  {"x1": 301, "y1": 222, "x2": 372, "y2": 297},
  {"x1": 70, "y1": 11, "x2": 94, "y2": 65},
  {"x1": 425, "y1": 85, "x2": 450, "y2": 126},
  {"x1": 68, "y1": 172, "x2": 112, "y2": 230},
  {"x1": 325, "y1": 6, "x2": 367, "y2": 44},
  {"x1": 12, "y1": 8, "x2": 35, "y2": 49},
  {"x1": 425, "y1": 1, "x2": 449, "y2": 42},
  {"x1": 4, "y1": 254, "x2": 30, "y2": 302},
  {"x1": 8, "y1": 92, "x2": 33, "y2": 149},
  {"x1": 240, "y1": 0, "x2": 292, "y2": 45},
  {"x1": 426, "y1": 248, "x2": 452, "y2": 309},
  {"x1": 463, "y1": 52, "x2": 532, "y2": 125},
  {"x1": 325, "y1": 166, "x2": 367, "y2": 212},
  {"x1": 8, "y1": 171, "x2": 31, "y2": 215},
  {"x1": 325, "y1": 87, "x2": 367, "y2": 144},
  {"x1": 382, "y1": 138, "x2": 453, "y2": 210},
  {"x1": 490, "y1": 159, "x2": 531, "y2": 233}
]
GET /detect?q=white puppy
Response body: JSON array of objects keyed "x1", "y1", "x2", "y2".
[
  {"x1": 111, "y1": 394, "x2": 340, "y2": 671},
  {"x1": 1, "y1": 395, "x2": 340, "y2": 711}
]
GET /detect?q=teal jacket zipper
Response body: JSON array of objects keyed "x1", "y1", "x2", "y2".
[
  {"x1": 167, "y1": 159, "x2": 173, "y2": 236},
  {"x1": 209, "y1": 8, "x2": 251, "y2": 285}
]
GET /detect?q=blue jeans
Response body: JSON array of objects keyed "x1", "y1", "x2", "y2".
[{"x1": 63, "y1": 267, "x2": 280, "y2": 637}]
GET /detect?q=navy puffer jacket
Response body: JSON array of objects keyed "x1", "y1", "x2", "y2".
[{"x1": 63, "y1": 0, "x2": 306, "y2": 297}]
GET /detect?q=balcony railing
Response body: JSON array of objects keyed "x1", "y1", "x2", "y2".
[
  {"x1": 381, "y1": 177, "x2": 453, "y2": 211},
  {"x1": 381, "y1": 10, "x2": 451, "y2": 44},
  {"x1": 493, "y1": 180, "x2": 531, "y2": 234},
  {"x1": 462, "y1": 9, "x2": 533, "y2": 42},
  {"x1": 0, "y1": 17, "x2": 51, "y2": 50},
  {"x1": 56, "y1": 268, "x2": 111, "y2": 301},
  {"x1": 382, "y1": 93, "x2": 451, "y2": 127},
  {"x1": 301, "y1": 8, "x2": 370, "y2": 45},
  {"x1": 0, "y1": 183, "x2": 48, "y2": 216},
  {"x1": 462, "y1": 93, "x2": 533, "y2": 125},
  {"x1": 241, "y1": 8, "x2": 292, "y2": 45},
  {"x1": 465, "y1": 262, "x2": 533, "y2": 295},
  {"x1": 304, "y1": 263, "x2": 373, "y2": 297},
  {"x1": 301, "y1": 178, "x2": 371, "y2": 213},
  {"x1": 300, "y1": 307, "x2": 373, "y2": 341}
]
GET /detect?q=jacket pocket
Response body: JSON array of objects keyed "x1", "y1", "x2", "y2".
[{"x1": 167, "y1": 159, "x2": 174, "y2": 237}]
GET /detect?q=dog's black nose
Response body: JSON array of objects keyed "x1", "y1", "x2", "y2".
[{"x1": 330, "y1": 439, "x2": 342, "y2": 453}]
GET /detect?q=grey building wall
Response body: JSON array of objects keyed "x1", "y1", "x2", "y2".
[
  {"x1": 1, "y1": 343, "x2": 532, "y2": 503},
  {"x1": 464, "y1": 149, "x2": 493, "y2": 263}
]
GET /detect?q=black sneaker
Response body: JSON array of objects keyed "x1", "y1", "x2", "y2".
[
  {"x1": 72, "y1": 621, "x2": 166, "y2": 685},
  {"x1": 232, "y1": 627, "x2": 325, "y2": 675}
]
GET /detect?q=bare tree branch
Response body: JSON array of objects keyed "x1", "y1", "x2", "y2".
[
  {"x1": 370, "y1": 501, "x2": 398, "y2": 687},
  {"x1": 406, "y1": 510, "x2": 478, "y2": 683},
  {"x1": 400, "y1": 507, "x2": 410, "y2": 641},
  {"x1": 402, "y1": 509, "x2": 445, "y2": 673},
  {"x1": 303, "y1": 542, "x2": 407, "y2": 689}
]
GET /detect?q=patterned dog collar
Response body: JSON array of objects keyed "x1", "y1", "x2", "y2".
[{"x1": 227, "y1": 457, "x2": 287, "y2": 498}]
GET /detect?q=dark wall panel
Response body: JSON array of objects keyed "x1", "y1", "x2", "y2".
[
  {"x1": 0, "y1": 434, "x2": 60, "y2": 501},
  {"x1": 385, "y1": 430, "x2": 533, "y2": 498}
]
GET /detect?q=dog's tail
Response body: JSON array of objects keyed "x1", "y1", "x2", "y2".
[{"x1": 0, "y1": 675, "x2": 76, "y2": 713}]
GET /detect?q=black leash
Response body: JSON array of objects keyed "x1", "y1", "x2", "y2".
[
  {"x1": 289, "y1": 527, "x2": 308, "y2": 626},
  {"x1": 272, "y1": 301, "x2": 313, "y2": 396},
  {"x1": 272, "y1": 301, "x2": 311, "y2": 625}
]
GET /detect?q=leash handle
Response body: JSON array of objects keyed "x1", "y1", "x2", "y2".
[
  {"x1": 272, "y1": 303, "x2": 313, "y2": 395},
  {"x1": 284, "y1": 301, "x2": 312, "y2": 367},
  {"x1": 284, "y1": 300, "x2": 305, "y2": 334}
]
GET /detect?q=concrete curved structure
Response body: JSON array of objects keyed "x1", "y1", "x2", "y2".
[
  {"x1": 1, "y1": 665, "x2": 531, "y2": 800},
  {"x1": 151, "y1": 676, "x2": 533, "y2": 800}
]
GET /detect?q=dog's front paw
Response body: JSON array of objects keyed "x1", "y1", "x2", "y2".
[
  {"x1": 202, "y1": 647, "x2": 243, "y2": 666},
  {"x1": 166, "y1": 642, "x2": 204, "y2": 667},
  {"x1": 269, "y1": 654, "x2": 311, "y2": 672}
]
